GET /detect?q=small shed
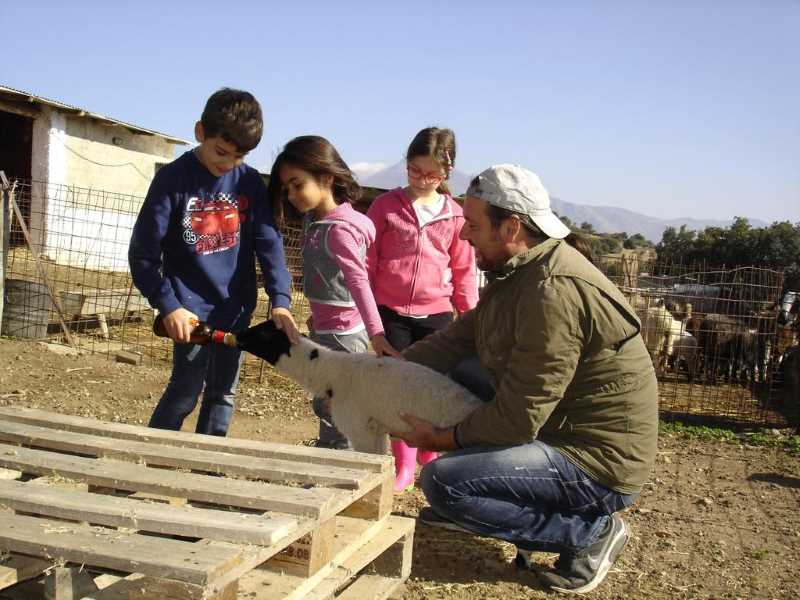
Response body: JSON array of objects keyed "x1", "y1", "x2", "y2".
[
  {"x1": 0, "y1": 85, "x2": 189, "y2": 196},
  {"x1": 0, "y1": 85, "x2": 189, "y2": 269}
]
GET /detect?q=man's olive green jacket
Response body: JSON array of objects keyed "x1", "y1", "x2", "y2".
[{"x1": 403, "y1": 238, "x2": 658, "y2": 494}]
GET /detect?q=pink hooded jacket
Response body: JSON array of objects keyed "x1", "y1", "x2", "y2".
[{"x1": 367, "y1": 188, "x2": 478, "y2": 316}]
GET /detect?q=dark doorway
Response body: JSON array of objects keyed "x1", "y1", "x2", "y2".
[{"x1": 0, "y1": 110, "x2": 33, "y2": 181}]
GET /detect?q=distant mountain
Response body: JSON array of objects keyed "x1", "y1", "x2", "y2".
[
  {"x1": 360, "y1": 161, "x2": 473, "y2": 196},
  {"x1": 549, "y1": 198, "x2": 768, "y2": 244},
  {"x1": 356, "y1": 162, "x2": 769, "y2": 242}
]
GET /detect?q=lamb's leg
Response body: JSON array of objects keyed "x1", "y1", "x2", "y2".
[
  {"x1": 363, "y1": 417, "x2": 393, "y2": 454},
  {"x1": 375, "y1": 432, "x2": 390, "y2": 455},
  {"x1": 328, "y1": 400, "x2": 373, "y2": 454},
  {"x1": 346, "y1": 419, "x2": 387, "y2": 455}
]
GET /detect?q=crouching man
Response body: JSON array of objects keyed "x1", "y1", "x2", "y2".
[{"x1": 392, "y1": 165, "x2": 658, "y2": 595}]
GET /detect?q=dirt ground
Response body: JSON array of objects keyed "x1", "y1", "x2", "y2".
[{"x1": 1, "y1": 339, "x2": 799, "y2": 600}]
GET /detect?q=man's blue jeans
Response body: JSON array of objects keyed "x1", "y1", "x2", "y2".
[
  {"x1": 421, "y1": 357, "x2": 638, "y2": 554},
  {"x1": 149, "y1": 340, "x2": 244, "y2": 436}
]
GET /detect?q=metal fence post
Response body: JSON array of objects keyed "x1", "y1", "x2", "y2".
[{"x1": 0, "y1": 171, "x2": 11, "y2": 334}]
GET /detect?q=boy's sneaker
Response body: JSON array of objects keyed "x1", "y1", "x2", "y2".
[
  {"x1": 417, "y1": 507, "x2": 473, "y2": 534},
  {"x1": 536, "y1": 513, "x2": 629, "y2": 595},
  {"x1": 514, "y1": 548, "x2": 536, "y2": 571},
  {"x1": 514, "y1": 548, "x2": 562, "y2": 573}
]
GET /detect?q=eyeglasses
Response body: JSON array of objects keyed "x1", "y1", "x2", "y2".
[{"x1": 407, "y1": 163, "x2": 445, "y2": 184}]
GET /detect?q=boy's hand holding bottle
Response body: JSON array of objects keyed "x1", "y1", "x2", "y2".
[
  {"x1": 161, "y1": 308, "x2": 201, "y2": 343},
  {"x1": 271, "y1": 307, "x2": 301, "y2": 345}
]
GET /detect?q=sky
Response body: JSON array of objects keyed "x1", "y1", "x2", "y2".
[{"x1": 2, "y1": 0, "x2": 798, "y2": 223}]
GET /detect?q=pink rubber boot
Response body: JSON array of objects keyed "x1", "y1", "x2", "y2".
[
  {"x1": 417, "y1": 450, "x2": 439, "y2": 466},
  {"x1": 391, "y1": 439, "x2": 417, "y2": 493}
]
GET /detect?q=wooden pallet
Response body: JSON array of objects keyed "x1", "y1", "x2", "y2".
[{"x1": 0, "y1": 408, "x2": 411, "y2": 599}]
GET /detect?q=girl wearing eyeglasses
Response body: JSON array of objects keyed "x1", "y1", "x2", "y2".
[{"x1": 366, "y1": 127, "x2": 478, "y2": 492}]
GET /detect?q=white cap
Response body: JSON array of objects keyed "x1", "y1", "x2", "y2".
[{"x1": 465, "y1": 164, "x2": 571, "y2": 240}]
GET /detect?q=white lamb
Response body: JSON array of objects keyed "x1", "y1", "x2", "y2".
[
  {"x1": 669, "y1": 330, "x2": 699, "y2": 378},
  {"x1": 233, "y1": 321, "x2": 484, "y2": 454},
  {"x1": 638, "y1": 303, "x2": 694, "y2": 373}
]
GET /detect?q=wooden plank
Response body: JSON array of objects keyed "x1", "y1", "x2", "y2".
[
  {"x1": 0, "y1": 420, "x2": 366, "y2": 489},
  {"x1": 19, "y1": 500, "x2": 397, "y2": 599},
  {"x1": 114, "y1": 350, "x2": 142, "y2": 366},
  {"x1": 0, "y1": 513, "x2": 241, "y2": 586},
  {"x1": 0, "y1": 443, "x2": 340, "y2": 518},
  {"x1": 0, "y1": 554, "x2": 52, "y2": 591},
  {"x1": 128, "y1": 491, "x2": 187, "y2": 506},
  {"x1": 335, "y1": 574, "x2": 404, "y2": 600},
  {"x1": 301, "y1": 517, "x2": 415, "y2": 600},
  {"x1": 80, "y1": 288, "x2": 150, "y2": 318},
  {"x1": 0, "y1": 469, "x2": 20, "y2": 481},
  {"x1": 239, "y1": 516, "x2": 413, "y2": 600},
  {"x1": 81, "y1": 574, "x2": 211, "y2": 600},
  {"x1": 173, "y1": 514, "x2": 381, "y2": 596},
  {"x1": 207, "y1": 516, "x2": 384, "y2": 599},
  {"x1": 340, "y1": 472, "x2": 394, "y2": 521},
  {"x1": 0, "y1": 99, "x2": 40, "y2": 119},
  {"x1": 85, "y1": 572, "x2": 232, "y2": 600},
  {"x1": 367, "y1": 522, "x2": 414, "y2": 580},
  {"x1": 0, "y1": 479, "x2": 299, "y2": 546},
  {"x1": 0, "y1": 408, "x2": 390, "y2": 474},
  {"x1": 66, "y1": 574, "x2": 206, "y2": 600},
  {"x1": 28, "y1": 475, "x2": 88, "y2": 492},
  {"x1": 270, "y1": 517, "x2": 337, "y2": 578},
  {"x1": 208, "y1": 580, "x2": 237, "y2": 600},
  {"x1": 44, "y1": 566, "x2": 99, "y2": 600}
]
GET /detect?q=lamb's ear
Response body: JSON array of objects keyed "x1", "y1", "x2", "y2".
[
  {"x1": 309, "y1": 349, "x2": 319, "y2": 361},
  {"x1": 325, "y1": 388, "x2": 334, "y2": 398}
]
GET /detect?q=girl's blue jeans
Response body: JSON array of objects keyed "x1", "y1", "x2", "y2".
[
  {"x1": 148, "y1": 339, "x2": 244, "y2": 436},
  {"x1": 422, "y1": 356, "x2": 638, "y2": 554}
]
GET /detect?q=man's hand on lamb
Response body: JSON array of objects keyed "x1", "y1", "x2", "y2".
[{"x1": 391, "y1": 413, "x2": 458, "y2": 452}]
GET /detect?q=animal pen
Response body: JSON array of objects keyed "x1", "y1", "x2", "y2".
[
  {"x1": 0, "y1": 177, "x2": 310, "y2": 384},
  {"x1": 598, "y1": 252, "x2": 793, "y2": 428},
  {"x1": 1, "y1": 176, "x2": 796, "y2": 429}
]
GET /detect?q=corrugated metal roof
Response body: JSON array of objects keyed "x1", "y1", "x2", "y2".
[{"x1": 0, "y1": 84, "x2": 190, "y2": 145}]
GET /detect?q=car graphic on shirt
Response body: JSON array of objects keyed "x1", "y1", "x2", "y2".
[{"x1": 190, "y1": 201, "x2": 240, "y2": 235}]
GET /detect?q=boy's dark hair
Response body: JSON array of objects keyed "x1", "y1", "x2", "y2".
[
  {"x1": 268, "y1": 135, "x2": 361, "y2": 223},
  {"x1": 201, "y1": 88, "x2": 263, "y2": 152},
  {"x1": 406, "y1": 127, "x2": 456, "y2": 195}
]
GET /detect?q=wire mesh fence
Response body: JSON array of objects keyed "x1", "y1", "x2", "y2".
[
  {"x1": 0, "y1": 178, "x2": 311, "y2": 383},
  {"x1": 1, "y1": 177, "x2": 797, "y2": 427},
  {"x1": 596, "y1": 252, "x2": 795, "y2": 428}
]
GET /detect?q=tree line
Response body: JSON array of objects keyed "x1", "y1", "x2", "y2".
[
  {"x1": 557, "y1": 215, "x2": 800, "y2": 290},
  {"x1": 655, "y1": 218, "x2": 800, "y2": 290}
]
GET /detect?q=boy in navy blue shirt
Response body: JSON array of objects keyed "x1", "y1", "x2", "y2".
[{"x1": 129, "y1": 88, "x2": 299, "y2": 436}]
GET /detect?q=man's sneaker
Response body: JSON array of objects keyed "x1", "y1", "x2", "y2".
[
  {"x1": 418, "y1": 507, "x2": 473, "y2": 534},
  {"x1": 537, "y1": 513, "x2": 629, "y2": 595}
]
